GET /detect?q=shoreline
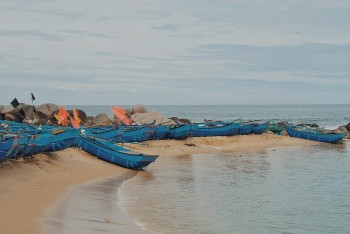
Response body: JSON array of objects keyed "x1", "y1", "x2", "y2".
[
  {"x1": 0, "y1": 148, "x2": 136, "y2": 234},
  {"x1": 0, "y1": 134, "x2": 318, "y2": 233}
]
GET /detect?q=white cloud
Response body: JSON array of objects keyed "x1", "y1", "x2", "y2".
[{"x1": 0, "y1": 0, "x2": 349, "y2": 104}]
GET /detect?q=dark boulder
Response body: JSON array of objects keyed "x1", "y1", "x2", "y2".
[
  {"x1": 4, "y1": 113, "x2": 16, "y2": 122},
  {"x1": 179, "y1": 118, "x2": 192, "y2": 124},
  {"x1": 93, "y1": 113, "x2": 112, "y2": 125},
  {"x1": 343, "y1": 123, "x2": 350, "y2": 132},
  {"x1": 66, "y1": 109, "x2": 88, "y2": 124},
  {"x1": 36, "y1": 103, "x2": 59, "y2": 116},
  {"x1": 131, "y1": 104, "x2": 147, "y2": 114},
  {"x1": 112, "y1": 116, "x2": 122, "y2": 126}
]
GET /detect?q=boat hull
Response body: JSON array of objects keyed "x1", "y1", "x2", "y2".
[
  {"x1": 191, "y1": 122, "x2": 241, "y2": 137},
  {"x1": 252, "y1": 123, "x2": 269, "y2": 134},
  {"x1": 239, "y1": 123, "x2": 254, "y2": 135},
  {"x1": 75, "y1": 134, "x2": 158, "y2": 170},
  {"x1": 285, "y1": 126, "x2": 346, "y2": 143},
  {"x1": 168, "y1": 124, "x2": 193, "y2": 140}
]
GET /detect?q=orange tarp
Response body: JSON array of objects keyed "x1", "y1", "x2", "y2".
[
  {"x1": 70, "y1": 108, "x2": 81, "y2": 128},
  {"x1": 111, "y1": 106, "x2": 133, "y2": 125},
  {"x1": 54, "y1": 107, "x2": 70, "y2": 126}
]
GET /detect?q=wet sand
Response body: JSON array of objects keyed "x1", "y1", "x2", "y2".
[
  {"x1": 0, "y1": 148, "x2": 134, "y2": 234},
  {"x1": 0, "y1": 134, "x2": 317, "y2": 234}
]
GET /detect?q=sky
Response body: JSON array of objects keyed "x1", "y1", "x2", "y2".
[{"x1": 1, "y1": 0, "x2": 350, "y2": 105}]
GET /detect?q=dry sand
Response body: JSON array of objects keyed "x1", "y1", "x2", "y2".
[
  {"x1": 0, "y1": 134, "x2": 317, "y2": 234},
  {"x1": 123, "y1": 133, "x2": 318, "y2": 157}
]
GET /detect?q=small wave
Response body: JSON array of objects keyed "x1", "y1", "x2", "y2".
[{"x1": 116, "y1": 172, "x2": 154, "y2": 233}]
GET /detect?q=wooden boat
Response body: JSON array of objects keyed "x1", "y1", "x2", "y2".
[
  {"x1": 168, "y1": 124, "x2": 193, "y2": 140},
  {"x1": 75, "y1": 131, "x2": 158, "y2": 170},
  {"x1": 191, "y1": 121, "x2": 241, "y2": 137},
  {"x1": 285, "y1": 125, "x2": 346, "y2": 143}
]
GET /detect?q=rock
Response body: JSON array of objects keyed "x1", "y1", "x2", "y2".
[
  {"x1": 337, "y1": 126, "x2": 348, "y2": 133},
  {"x1": 131, "y1": 111, "x2": 159, "y2": 123},
  {"x1": 93, "y1": 113, "x2": 112, "y2": 125},
  {"x1": 131, "y1": 104, "x2": 147, "y2": 114},
  {"x1": 36, "y1": 111, "x2": 53, "y2": 125},
  {"x1": 124, "y1": 109, "x2": 133, "y2": 117},
  {"x1": 85, "y1": 116, "x2": 94, "y2": 126},
  {"x1": 21, "y1": 105, "x2": 34, "y2": 119},
  {"x1": 35, "y1": 103, "x2": 59, "y2": 117},
  {"x1": 67, "y1": 109, "x2": 88, "y2": 123},
  {"x1": 112, "y1": 116, "x2": 122, "y2": 125},
  {"x1": 179, "y1": 118, "x2": 191, "y2": 124},
  {"x1": 342, "y1": 123, "x2": 350, "y2": 132},
  {"x1": 0, "y1": 105, "x2": 14, "y2": 114},
  {"x1": 140, "y1": 116, "x2": 176, "y2": 126},
  {"x1": 170, "y1": 117, "x2": 179, "y2": 122},
  {"x1": 130, "y1": 111, "x2": 176, "y2": 126},
  {"x1": 4, "y1": 113, "x2": 16, "y2": 122},
  {"x1": 281, "y1": 129, "x2": 288, "y2": 136}
]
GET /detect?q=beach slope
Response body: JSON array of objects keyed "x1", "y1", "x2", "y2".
[{"x1": 0, "y1": 134, "x2": 317, "y2": 234}]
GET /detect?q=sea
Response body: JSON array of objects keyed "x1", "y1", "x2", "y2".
[{"x1": 42, "y1": 105, "x2": 350, "y2": 234}]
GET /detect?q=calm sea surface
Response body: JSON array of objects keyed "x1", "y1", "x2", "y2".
[
  {"x1": 48, "y1": 105, "x2": 350, "y2": 233},
  {"x1": 69, "y1": 104, "x2": 350, "y2": 129}
]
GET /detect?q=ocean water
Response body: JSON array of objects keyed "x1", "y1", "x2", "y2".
[
  {"x1": 47, "y1": 105, "x2": 350, "y2": 233},
  {"x1": 119, "y1": 144, "x2": 350, "y2": 234},
  {"x1": 69, "y1": 104, "x2": 350, "y2": 129}
]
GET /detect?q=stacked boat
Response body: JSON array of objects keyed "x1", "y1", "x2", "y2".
[
  {"x1": 0, "y1": 121, "x2": 80, "y2": 159},
  {"x1": 0, "y1": 121, "x2": 158, "y2": 170},
  {"x1": 4, "y1": 118, "x2": 344, "y2": 170}
]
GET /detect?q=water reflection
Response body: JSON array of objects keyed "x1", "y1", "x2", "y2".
[
  {"x1": 121, "y1": 143, "x2": 350, "y2": 234},
  {"x1": 41, "y1": 173, "x2": 144, "y2": 234}
]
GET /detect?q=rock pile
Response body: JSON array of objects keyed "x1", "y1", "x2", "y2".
[{"x1": 0, "y1": 103, "x2": 190, "y2": 127}]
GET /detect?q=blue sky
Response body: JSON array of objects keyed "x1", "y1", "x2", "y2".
[{"x1": 1, "y1": 0, "x2": 349, "y2": 105}]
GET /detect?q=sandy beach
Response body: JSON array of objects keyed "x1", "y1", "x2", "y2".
[{"x1": 0, "y1": 134, "x2": 317, "y2": 234}]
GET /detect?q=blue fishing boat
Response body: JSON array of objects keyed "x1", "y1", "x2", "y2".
[
  {"x1": 150, "y1": 125, "x2": 171, "y2": 140},
  {"x1": 0, "y1": 133, "x2": 17, "y2": 160},
  {"x1": 191, "y1": 121, "x2": 241, "y2": 137},
  {"x1": 168, "y1": 124, "x2": 193, "y2": 140},
  {"x1": 285, "y1": 125, "x2": 346, "y2": 143},
  {"x1": 45, "y1": 128, "x2": 80, "y2": 152},
  {"x1": 6, "y1": 133, "x2": 31, "y2": 158},
  {"x1": 252, "y1": 123, "x2": 269, "y2": 134},
  {"x1": 75, "y1": 131, "x2": 158, "y2": 169},
  {"x1": 87, "y1": 125, "x2": 157, "y2": 142},
  {"x1": 86, "y1": 126, "x2": 119, "y2": 140},
  {"x1": 114, "y1": 125, "x2": 157, "y2": 142},
  {"x1": 20, "y1": 132, "x2": 53, "y2": 157},
  {"x1": 2, "y1": 126, "x2": 80, "y2": 158},
  {"x1": 239, "y1": 123, "x2": 254, "y2": 135}
]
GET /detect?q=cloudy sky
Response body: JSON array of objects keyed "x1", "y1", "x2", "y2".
[{"x1": 1, "y1": 0, "x2": 349, "y2": 105}]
